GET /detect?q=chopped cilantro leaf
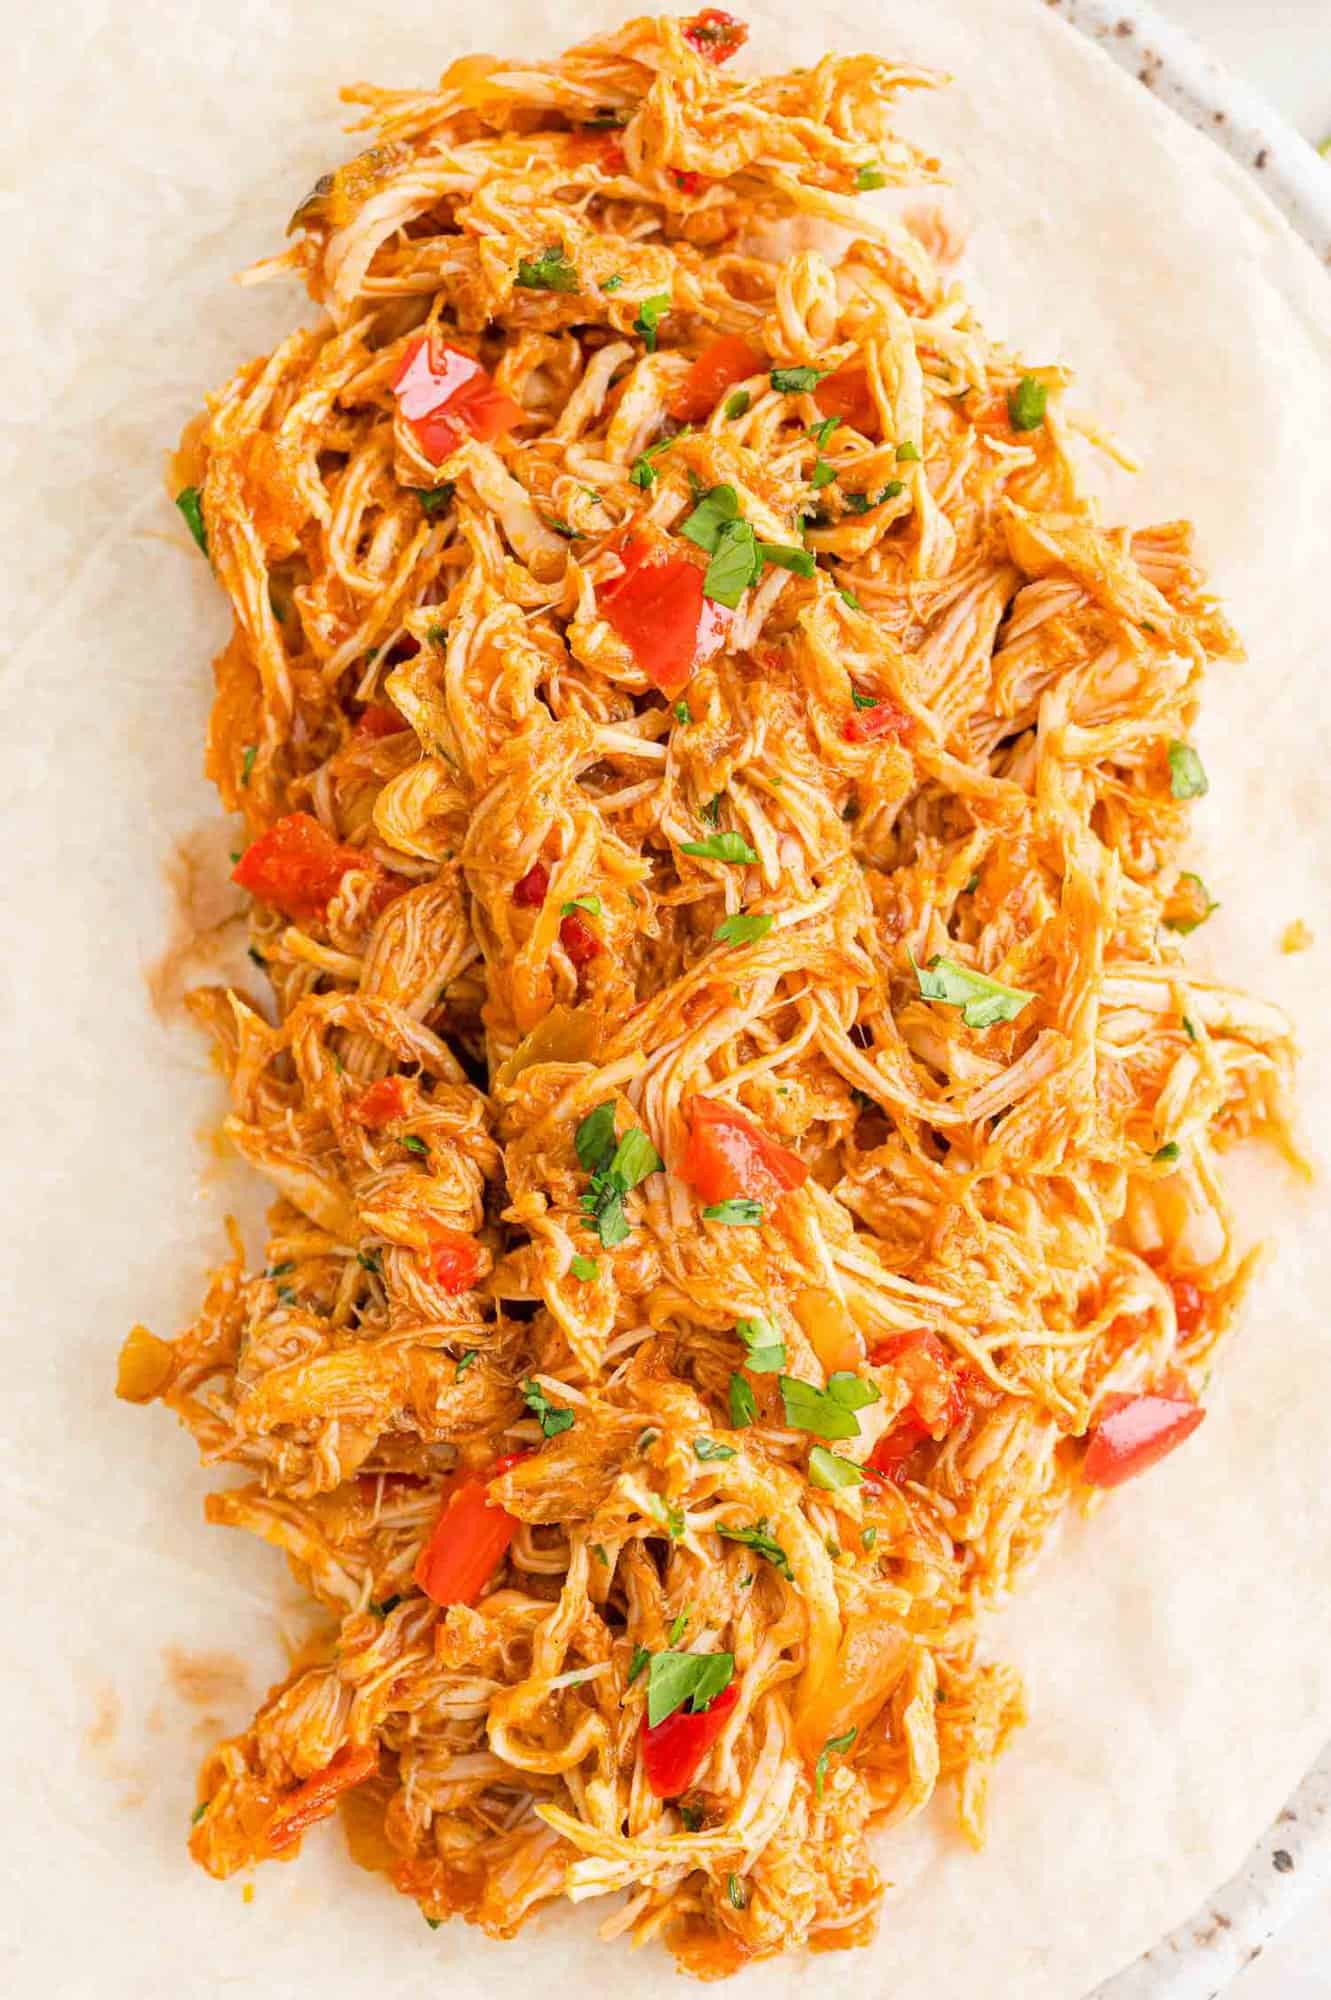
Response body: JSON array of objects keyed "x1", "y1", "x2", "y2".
[
  {"x1": 809, "y1": 1445, "x2": 865, "y2": 1491},
  {"x1": 855, "y1": 165, "x2": 887, "y2": 190},
  {"x1": 704, "y1": 1199, "x2": 764, "y2": 1225},
  {"x1": 570, "y1": 1253, "x2": 599, "y2": 1282},
  {"x1": 729, "y1": 1372, "x2": 757, "y2": 1427},
  {"x1": 523, "y1": 1378, "x2": 575, "y2": 1437},
  {"x1": 1007, "y1": 375, "x2": 1048, "y2": 431},
  {"x1": 647, "y1": 1648, "x2": 735, "y2": 1727},
  {"x1": 717, "y1": 1517, "x2": 793, "y2": 1580},
  {"x1": 714, "y1": 911, "x2": 774, "y2": 945},
  {"x1": 909, "y1": 950, "x2": 1034, "y2": 1030},
  {"x1": 1167, "y1": 741, "x2": 1209, "y2": 801},
  {"x1": 680, "y1": 830, "x2": 757, "y2": 863},
  {"x1": 175, "y1": 486, "x2": 208, "y2": 557},
  {"x1": 516, "y1": 244, "x2": 579, "y2": 292},
  {"x1": 771, "y1": 366, "x2": 825, "y2": 393},
  {"x1": 633, "y1": 292, "x2": 672, "y2": 352},
  {"x1": 814, "y1": 1725, "x2": 857, "y2": 1800}
]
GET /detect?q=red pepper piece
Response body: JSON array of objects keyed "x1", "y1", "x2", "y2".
[
  {"x1": 1083, "y1": 1392, "x2": 1205, "y2": 1488},
  {"x1": 266, "y1": 1744, "x2": 378, "y2": 1854},
  {"x1": 641, "y1": 1680, "x2": 739, "y2": 1796},
  {"x1": 559, "y1": 909, "x2": 601, "y2": 966},
  {"x1": 681, "y1": 9, "x2": 748, "y2": 63},
  {"x1": 678, "y1": 1095, "x2": 809, "y2": 1206},
  {"x1": 427, "y1": 1226, "x2": 483, "y2": 1295},
  {"x1": 669, "y1": 334, "x2": 762, "y2": 423},
  {"x1": 233, "y1": 812, "x2": 370, "y2": 925},
  {"x1": 413, "y1": 1450, "x2": 532, "y2": 1607},
  {"x1": 844, "y1": 697, "x2": 912, "y2": 745},
  {"x1": 514, "y1": 862, "x2": 550, "y2": 908},
  {"x1": 814, "y1": 366, "x2": 880, "y2": 437},
  {"x1": 392, "y1": 335, "x2": 523, "y2": 465},
  {"x1": 350, "y1": 1077, "x2": 409, "y2": 1129},
  {"x1": 599, "y1": 535, "x2": 730, "y2": 697}
]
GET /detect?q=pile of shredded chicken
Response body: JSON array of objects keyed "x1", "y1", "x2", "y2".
[{"x1": 119, "y1": 9, "x2": 1297, "y2": 1974}]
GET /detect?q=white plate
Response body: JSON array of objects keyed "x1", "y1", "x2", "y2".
[{"x1": 1055, "y1": 19, "x2": 1331, "y2": 1998}]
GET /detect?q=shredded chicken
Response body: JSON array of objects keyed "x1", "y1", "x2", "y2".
[{"x1": 120, "y1": 9, "x2": 1295, "y2": 1976}]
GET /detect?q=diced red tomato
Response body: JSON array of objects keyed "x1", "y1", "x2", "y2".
[
  {"x1": 641, "y1": 1680, "x2": 739, "y2": 1797},
  {"x1": 427, "y1": 1226, "x2": 483, "y2": 1295},
  {"x1": 1082, "y1": 1391, "x2": 1205, "y2": 1489},
  {"x1": 350, "y1": 1076, "x2": 409, "y2": 1129},
  {"x1": 353, "y1": 702, "x2": 407, "y2": 740},
  {"x1": 870, "y1": 1330, "x2": 964, "y2": 1434},
  {"x1": 867, "y1": 1419, "x2": 929, "y2": 1484},
  {"x1": 266, "y1": 1744, "x2": 378, "y2": 1853},
  {"x1": 233, "y1": 812, "x2": 372, "y2": 925},
  {"x1": 669, "y1": 334, "x2": 762, "y2": 423},
  {"x1": 673, "y1": 169, "x2": 707, "y2": 197},
  {"x1": 678, "y1": 1095, "x2": 809, "y2": 1206},
  {"x1": 559, "y1": 909, "x2": 601, "y2": 966},
  {"x1": 814, "y1": 366, "x2": 880, "y2": 437},
  {"x1": 844, "y1": 697, "x2": 913, "y2": 745},
  {"x1": 392, "y1": 335, "x2": 523, "y2": 465},
  {"x1": 1170, "y1": 1277, "x2": 1206, "y2": 1337},
  {"x1": 513, "y1": 862, "x2": 550, "y2": 908},
  {"x1": 681, "y1": 9, "x2": 748, "y2": 63},
  {"x1": 867, "y1": 1329, "x2": 966, "y2": 1482},
  {"x1": 413, "y1": 1450, "x2": 532, "y2": 1607},
  {"x1": 599, "y1": 534, "x2": 730, "y2": 697}
]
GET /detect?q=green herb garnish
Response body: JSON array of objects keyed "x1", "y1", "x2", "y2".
[
  {"x1": 704, "y1": 1199, "x2": 764, "y2": 1226},
  {"x1": 680, "y1": 482, "x2": 741, "y2": 553},
  {"x1": 814, "y1": 1725, "x2": 857, "y2": 1800},
  {"x1": 724, "y1": 389, "x2": 751, "y2": 419},
  {"x1": 895, "y1": 440, "x2": 920, "y2": 462},
  {"x1": 771, "y1": 366, "x2": 825, "y2": 393},
  {"x1": 523, "y1": 1378, "x2": 575, "y2": 1437},
  {"x1": 855, "y1": 165, "x2": 887, "y2": 190},
  {"x1": 240, "y1": 744, "x2": 257, "y2": 787},
  {"x1": 1167, "y1": 742, "x2": 1209, "y2": 801},
  {"x1": 714, "y1": 911, "x2": 774, "y2": 945},
  {"x1": 910, "y1": 950, "x2": 1034, "y2": 1030},
  {"x1": 628, "y1": 1643, "x2": 651, "y2": 1684},
  {"x1": 516, "y1": 244, "x2": 580, "y2": 292},
  {"x1": 601, "y1": 273, "x2": 625, "y2": 293},
  {"x1": 570, "y1": 1253, "x2": 599, "y2": 1282},
  {"x1": 455, "y1": 1349, "x2": 477, "y2": 1377},
  {"x1": 705, "y1": 519, "x2": 763, "y2": 605},
  {"x1": 1164, "y1": 871, "x2": 1218, "y2": 934},
  {"x1": 757, "y1": 541, "x2": 816, "y2": 577},
  {"x1": 634, "y1": 292, "x2": 672, "y2": 352},
  {"x1": 400, "y1": 1134, "x2": 428, "y2": 1156},
  {"x1": 727, "y1": 1873, "x2": 748, "y2": 1910},
  {"x1": 175, "y1": 486, "x2": 208, "y2": 557},
  {"x1": 716, "y1": 1517, "x2": 793, "y2": 1580},
  {"x1": 629, "y1": 436, "x2": 675, "y2": 489},
  {"x1": 674, "y1": 699, "x2": 692, "y2": 724},
  {"x1": 694, "y1": 1436, "x2": 737, "y2": 1461},
  {"x1": 647, "y1": 1648, "x2": 735, "y2": 1727},
  {"x1": 736, "y1": 1315, "x2": 786, "y2": 1373},
  {"x1": 778, "y1": 1371, "x2": 879, "y2": 1441},
  {"x1": 561, "y1": 895, "x2": 602, "y2": 917},
  {"x1": 680, "y1": 830, "x2": 757, "y2": 864},
  {"x1": 1007, "y1": 375, "x2": 1048, "y2": 431},
  {"x1": 1153, "y1": 1142, "x2": 1181, "y2": 1164},
  {"x1": 417, "y1": 482, "x2": 455, "y2": 516},
  {"x1": 809, "y1": 1445, "x2": 865, "y2": 1491}
]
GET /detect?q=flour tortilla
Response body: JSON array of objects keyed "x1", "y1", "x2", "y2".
[{"x1": 2, "y1": 2, "x2": 1330, "y2": 1995}]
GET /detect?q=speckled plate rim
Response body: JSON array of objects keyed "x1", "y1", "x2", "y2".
[{"x1": 1049, "y1": 5, "x2": 1331, "y2": 1995}]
